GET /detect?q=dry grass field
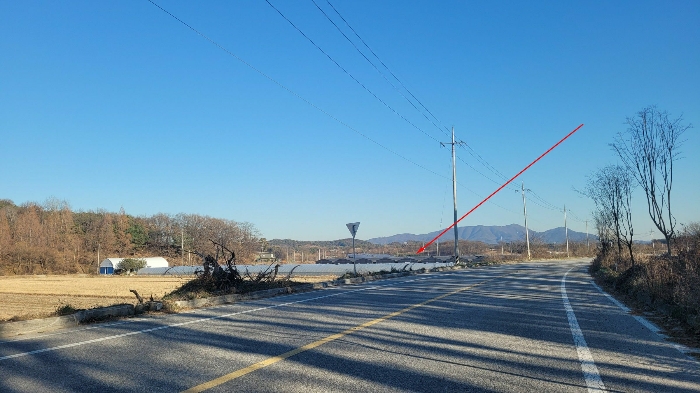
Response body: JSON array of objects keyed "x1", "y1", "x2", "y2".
[
  {"x1": 0, "y1": 274, "x2": 337, "y2": 322},
  {"x1": 0, "y1": 275, "x2": 192, "y2": 321}
]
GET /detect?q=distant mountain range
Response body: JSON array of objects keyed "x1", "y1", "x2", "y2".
[{"x1": 367, "y1": 224, "x2": 594, "y2": 245}]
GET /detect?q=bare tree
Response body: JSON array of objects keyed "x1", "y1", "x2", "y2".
[
  {"x1": 677, "y1": 222, "x2": 700, "y2": 255},
  {"x1": 611, "y1": 106, "x2": 690, "y2": 255},
  {"x1": 585, "y1": 165, "x2": 636, "y2": 265},
  {"x1": 593, "y1": 209, "x2": 614, "y2": 256}
]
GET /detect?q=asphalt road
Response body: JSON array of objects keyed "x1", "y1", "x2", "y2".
[{"x1": 1, "y1": 258, "x2": 698, "y2": 392}]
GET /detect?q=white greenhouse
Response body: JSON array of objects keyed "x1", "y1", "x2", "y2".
[{"x1": 99, "y1": 257, "x2": 169, "y2": 274}]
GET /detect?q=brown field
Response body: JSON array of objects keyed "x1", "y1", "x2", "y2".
[
  {"x1": 0, "y1": 274, "x2": 336, "y2": 322},
  {"x1": 0, "y1": 275, "x2": 192, "y2": 321}
]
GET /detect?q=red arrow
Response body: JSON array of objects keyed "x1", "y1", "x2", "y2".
[{"x1": 417, "y1": 124, "x2": 584, "y2": 254}]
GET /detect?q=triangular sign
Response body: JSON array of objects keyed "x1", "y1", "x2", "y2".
[{"x1": 346, "y1": 222, "x2": 360, "y2": 238}]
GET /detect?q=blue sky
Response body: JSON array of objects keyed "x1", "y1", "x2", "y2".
[{"x1": 1, "y1": 0, "x2": 698, "y2": 241}]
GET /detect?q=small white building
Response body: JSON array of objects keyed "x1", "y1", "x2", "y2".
[{"x1": 99, "y1": 257, "x2": 169, "y2": 274}]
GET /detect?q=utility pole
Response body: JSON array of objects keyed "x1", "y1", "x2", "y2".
[
  {"x1": 585, "y1": 220, "x2": 589, "y2": 254},
  {"x1": 564, "y1": 205, "x2": 569, "y2": 258},
  {"x1": 181, "y1": 228, "x2": 184, "y2": 266},
  {"x1": 521, "y1": 182, "x2": 531, "y2": 260},
  {"x1": 441, "y1": 127, "x2": 465, "y2": 264}
]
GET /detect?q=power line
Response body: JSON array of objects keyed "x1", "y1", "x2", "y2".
[
  {"x1": 460, "y1": 142, "x2": 510, "y2": 182},
  {"x1": 524, "y1": 189, "x2": 589, "y2": 225},
  {"x1": 528, "y1": 190, "x2": 561, "y2": 211},
  {"x1": 456, "y1": 156, "x2": 501, "y2": 186},
  {"x1": 321, "y1": 0, "x2": 525, "y2": 202},
  {"x1": 455, "y1": 182, "x2": 519, "y2": 215},
  {"x1": 264, "y1": 0, "x2": 441, "y2": 144},
  {"x1": 526, "y1": 196, "x2": 560, "y2": 212},
  {"x1": 313, "y1": 0, "x2": 524, "y2": 196},
  {"x1": 456, "y1": 154, "x2": 521, "y2": 193},
  {"x1": 320, "y1": 0, "x2": 518, "y2": 191},
  {"x1": 312, "y1": 0, "x2": 449, "y2": 139},
  {"x1": 145, "y1": 0, "x2": 446, "y2": 180},
  {"x1": 324, "y1": 0, "x2": 534, "y2": 204},
  {"x1": 566, "y1": 210, "x2": 587, "y2": 223},
  {"x1": 528, "y1": 189, "x2": 588, "y2": 222},
  {"x1": 317, "y1": 0, "x2": 521, "y2": 197},
  {"x1": 146, "y1": 0, "x2": 561, "y2": 225}
]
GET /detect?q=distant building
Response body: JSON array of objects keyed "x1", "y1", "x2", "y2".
[
  {"x1": 254, "y1": 252, "x2": 277, "y2": 264},
  {"x1": 99, "y1": 257, "x2": 169, "y2": 274}
]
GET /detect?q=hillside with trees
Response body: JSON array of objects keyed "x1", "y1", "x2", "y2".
[{"x1": 0, "y1": 198, "x2": 260, "y2": 275}]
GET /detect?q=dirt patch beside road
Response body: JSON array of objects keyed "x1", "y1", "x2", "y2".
[{"x1": 0, "y1": 275, "x2": 190, "y2": 321}]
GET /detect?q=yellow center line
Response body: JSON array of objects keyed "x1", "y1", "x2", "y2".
[{"x1": 182, "y1": 278, "x2": 493, "y2": 393}]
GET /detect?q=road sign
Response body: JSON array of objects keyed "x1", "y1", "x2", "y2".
[
  {"x1": 346, "y1": 222, "x2": 360, "y2": 275},
  {"x1": 346, "y1": 222, "x2": 360, "y2": 238}
]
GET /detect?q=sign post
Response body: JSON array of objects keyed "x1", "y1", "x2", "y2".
[{"x1": 346, "y1": 222, "x2": 360, "y2": 275}]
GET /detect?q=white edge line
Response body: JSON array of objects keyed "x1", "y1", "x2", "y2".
[
  {"x1": 562, "y1": 267, "x2": 606, "y2": 392},
  {"x1": 589, "y1": 280, "x2": 700, "y2": 357},
  {"x1": 590, "y1": 281, "x2": 661, "y2": 334},
  {"x1": 589, "y1": 282, "x2": 631, "y2": 313}
]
